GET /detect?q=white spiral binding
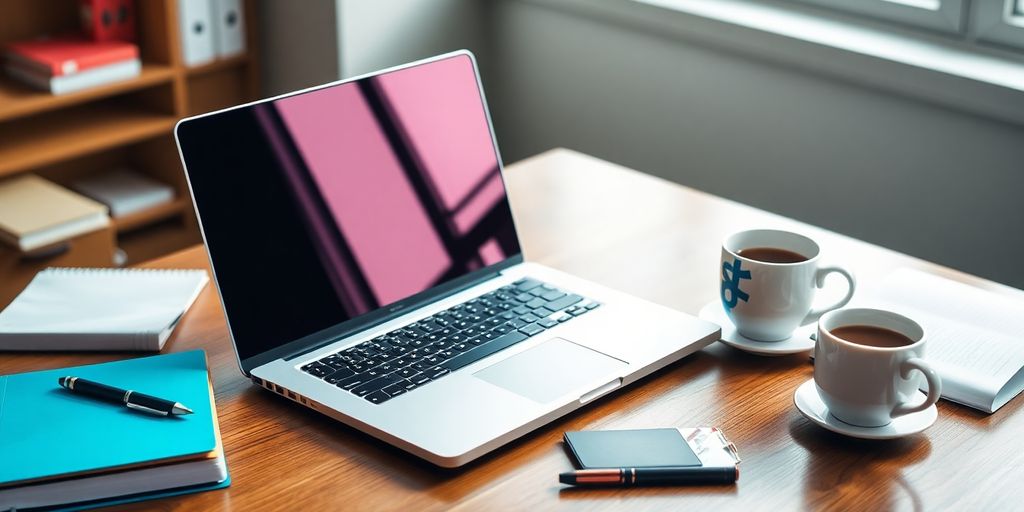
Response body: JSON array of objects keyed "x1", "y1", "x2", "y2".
[{"x1": 40, "y1": 267, "x2": 204, "y2": 276}]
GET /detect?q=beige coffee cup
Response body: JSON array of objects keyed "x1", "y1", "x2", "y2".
[{"x1": 814, "y1": 308, "x2": 942, "y2": 427}]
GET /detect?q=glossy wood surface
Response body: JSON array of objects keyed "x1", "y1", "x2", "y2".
[{"x1": 2, "y1": 149, "x2": 1022, "y2": 511}]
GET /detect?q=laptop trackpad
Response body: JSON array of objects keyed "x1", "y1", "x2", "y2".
[{"x1": 474, "y1": 337, "x2": 627, "y2": 404}]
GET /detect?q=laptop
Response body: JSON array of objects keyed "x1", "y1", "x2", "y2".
[{"x1": 174, "y1": 50, "x2": 720, "y2": 467}]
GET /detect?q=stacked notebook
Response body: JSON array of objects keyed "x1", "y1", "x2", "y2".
[
  {"x1": 4, "y1": 34, "x2": 141, "y2": 95},
  {"x1": 0, "y1": 267, "x2": 209, "y2": 351},
  {"x1": 0, "y1": 175, "x2": 109, "y2": 252},
  {"x1": 0, "y1": 351, "x2": 230, "y2": 510},
  {"x1": 72, "y1": 168, "x2": 176, "y2": 218}
]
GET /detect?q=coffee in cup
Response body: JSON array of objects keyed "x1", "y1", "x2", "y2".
[
  {"x1": 814, "y1": 308, "x2": 942, "y2": 427},
  {"x1": 720, "y1": 229, "x2": 856, "y2": 341},
  {"x1": 828, "y1": 325, "x2": 914, "y2": 348},
  {"x1": 735, "y1": 247, "x2": 808, "y2": 264}
]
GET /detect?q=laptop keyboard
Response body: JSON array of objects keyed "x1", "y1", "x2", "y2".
[{"x1": 299, "y1": 278, "x2": 600, "y2": 405}]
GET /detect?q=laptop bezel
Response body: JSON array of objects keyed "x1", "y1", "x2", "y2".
[{"x1": 173, "y1": 50, "x2": 525, "y2": 376}]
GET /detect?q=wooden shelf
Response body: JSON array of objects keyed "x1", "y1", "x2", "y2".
[
  {"x1": 0, "y1": 224, "x2": 115, "y2": 307},
  {"x1": 0, "y1": 105, "x2": 177, "y2": 177},
  {"x1": 112, "y1": 197, "x2": 189, "y2": 233},
  {"x1": 186, "y1": 54, "x2": 251, "y2": 77},
  {"x1": 0, "y1": 64, "x2": 177, "y2": 123},
  {"x1": 0, "y1": 0, "x2": 260, "y2": 275},
  {"x1": 119, "y1": 218, "x2": 202, "y2": 265}
]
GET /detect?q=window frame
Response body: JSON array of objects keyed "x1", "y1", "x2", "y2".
[
  {"x1": 623, "y1": 0, "x2": 1024, "y2": 125},
  {"x1": 970, "y1": 0, "x2": 1024, "y2": 50},
  {"x1": 790, "y1": 0, "x2": 966, "y2": 33}
]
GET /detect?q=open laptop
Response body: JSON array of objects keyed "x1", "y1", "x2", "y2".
[{"x1": 174, "y1": 50, "x2": 719, "y2": 467}]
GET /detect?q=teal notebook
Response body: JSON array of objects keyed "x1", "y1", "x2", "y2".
[
  {"x1": 62, "y1": 476, "x2": 231, "y2": 511},
  {"x1": 0, "y1": 350, "x2": 221, "y2": 488}
]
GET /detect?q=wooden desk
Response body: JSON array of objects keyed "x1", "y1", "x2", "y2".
[{"x1": 3, "y1": 149, "x2": 1022, "y2": 510}]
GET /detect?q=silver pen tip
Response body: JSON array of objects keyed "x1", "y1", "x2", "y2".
[{"x1": 172, "y1": 403, "x2": 194, "y2": 415}]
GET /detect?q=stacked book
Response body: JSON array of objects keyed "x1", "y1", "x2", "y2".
[
  {"x1": 4, "y1": 34, "x2": 141, "y2": 95},
  {"x1": 72, "y1": 168, "x2": 176, "y2": 219},
  {"x1": 0, "y1": 174, "x2": 109, "y2": 252},
  {"x1": 0, "y1": 351, "x2": 230, "y2": 510}
]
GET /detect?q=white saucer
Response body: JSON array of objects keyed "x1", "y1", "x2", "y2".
[
  {"x1": 697, "y1": 302, "x2": 816, "y2": 356},
  {"x1": 793, "y1": 379, "x2": 937, "y2": 440}
]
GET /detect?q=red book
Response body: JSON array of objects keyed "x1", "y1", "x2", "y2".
[
  {"x1": 79, "y1": 0, "x2": 137, "y2": 42},
  {"x1": 6, "y1": 34, "x2": 138, "y2": 77}
]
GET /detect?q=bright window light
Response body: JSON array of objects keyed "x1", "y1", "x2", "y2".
[{"x1": 883, "y1": 0, "x2": 940, "y2": 11}]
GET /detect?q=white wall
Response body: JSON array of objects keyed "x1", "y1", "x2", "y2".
[{"x1": 485, "y1": 1, "x2": 1024, "y2": 288}]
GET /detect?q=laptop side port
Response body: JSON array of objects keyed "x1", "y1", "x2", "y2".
[{"x1": 254, "y1": 378, "x2": 318, "y2": 410}]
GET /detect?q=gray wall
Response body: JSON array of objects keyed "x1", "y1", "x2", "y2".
[
  {"x1": 336, "y1": 0, "x2": 490, "y2": 79},
  {"x1": 261, "y1": 0, "x2": 1024, "y2": 288},
  {"x1": 485, "y1": 1, "x2": 1024, "y2": 288},
  {"x1": 258, "y1": 0, "x2": 341, "y2": 95}
]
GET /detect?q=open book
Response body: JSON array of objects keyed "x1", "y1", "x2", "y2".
[{"x1": 852, "y1": 268, "x2": 1024, "y2": 414}]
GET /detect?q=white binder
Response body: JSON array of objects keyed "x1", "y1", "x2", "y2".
[
  {"x1": 212, "y1": 0, "x2": 246, "y2": 57},
  {"x1": 177, "y1": 0, "x2": 215, "y2": 66}
]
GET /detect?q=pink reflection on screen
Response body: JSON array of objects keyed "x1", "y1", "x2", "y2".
[
  {"x1": 480, "y1": 238, "x2": 504, "y2": 265},
  {"x1": 375, "y1": 55, "x2": 503, "y2": 235},
  {"x1": 274, "y1": 84, "x2": 451, "y2": 306}
]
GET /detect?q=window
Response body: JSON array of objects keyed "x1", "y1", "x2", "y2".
[
  {"x1": 790, "y1": 0, "x2": 966, "y2": 33},
  {"x1": 786, "y1": 1, "x2": 1024, "y2": 51},
  {"x1": 971, "y1": 0, "x2": 1024, "y2": 49}
]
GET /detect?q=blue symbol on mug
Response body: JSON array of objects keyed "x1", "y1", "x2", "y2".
[{"x1": 721, "y1": 258, "x2": 751, "y2": 310}]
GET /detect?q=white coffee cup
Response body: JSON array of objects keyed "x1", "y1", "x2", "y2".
[
  {"x1": 814, "y1": 308, "x2": 942, "y2": 427},
  {"x1": 720, "y1": 229, "x2": 856, "y2": 341}
]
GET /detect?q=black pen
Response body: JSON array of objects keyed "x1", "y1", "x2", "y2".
[
  {"x1": 559, "y1": 466, "x2": 738, "y2": 487},
  {"x1": 58, "y1": 376, "x2": 193, "y2": 417}
]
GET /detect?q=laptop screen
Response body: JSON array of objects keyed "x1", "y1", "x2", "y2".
[{"x1": 175, "y1": 53, "x2": 521, "y2": 362}]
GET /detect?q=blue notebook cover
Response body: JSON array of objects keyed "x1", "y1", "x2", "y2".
[{"x1": 0, "y1": 350, "x2": 218, "y2": 486}]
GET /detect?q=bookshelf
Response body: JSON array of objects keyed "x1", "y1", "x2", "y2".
[{"x1": 0, "y1": 0, "x2": 260, "y2": 302}]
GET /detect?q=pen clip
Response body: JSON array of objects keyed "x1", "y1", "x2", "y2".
[{"x1": 126, "y1": 402, "x2": 168, "y2": 416}]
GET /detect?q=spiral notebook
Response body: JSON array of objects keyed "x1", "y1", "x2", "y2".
[{"x1": 0, "y1": 267, "x2": 209, "y2": 351}]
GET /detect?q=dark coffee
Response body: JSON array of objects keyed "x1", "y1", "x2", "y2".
[
  {"x1": 736, "y1": 247, "x2": 808, "y2": 264},
  {"x1": 830, "y1": 325, "x2": 914, "y2": 348}
]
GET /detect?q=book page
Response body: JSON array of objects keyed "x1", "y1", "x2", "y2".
[{"x1": 857, "y1": 268, "x2": 1024, "y2": 413}]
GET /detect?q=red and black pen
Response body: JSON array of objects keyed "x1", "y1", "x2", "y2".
[{"x1": 559, "y1": 466, "x2": 738, "y2": 487}]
